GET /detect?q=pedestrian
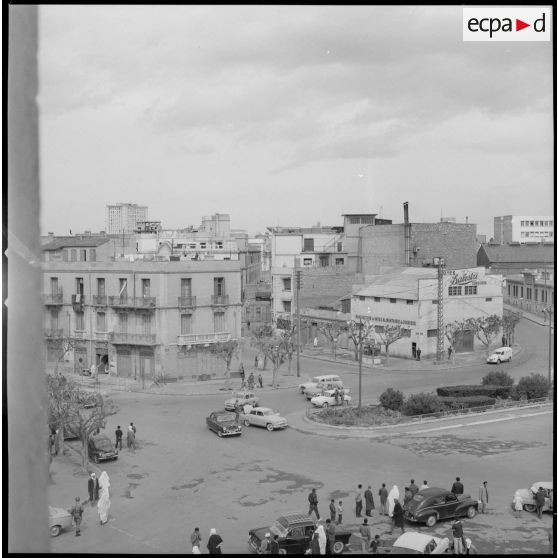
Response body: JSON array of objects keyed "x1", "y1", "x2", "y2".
[
  {"x1": 207, "y1": 527, "x2": 223, "y2": 554},
  {"x1": 313, "y1": 337, "x2": 318, "y2": 348},
  {"x1": 409, "y1": 479, "x2": 419, "y2": 497},
  {"x1": 97, "y1": 471, "x2": 111, "y2": 525},
  {"x1": 336, "y1": 500, "x2": 344, "y2": 525},
  {"x1": 259, "y1": 532, "x2": 271, "y2": 554},
  {"x1": 392, "y1": 499, "x2": 405, "y2": 535},
  {"x1": 420, "y1": 480, "x2": 429, "y2": 491},
  {"x1": 234, "y1": 403, "x2": 242, "y2": 424},
  {"x1": 310, "y1": 531, "x2": 321, "y2": 555},
  {"x1": 334, "y1": 386, "x2": 340, "y2": 405},
  {"x1": 404, "y1": 487, "x2": 413, "y2": 506},
  {"x1": 448, "y1": 346, "x2": 453, "y2": 360},
  {"x1": 513, "y1": 493, "x2": 523, "y2": 518},
  {"x1": 378, "y1": 483, "x2": 389, "y2": 515},
  {"x1": 359, "y1": 518, "x2": 371, "y2": 554},
  {"x1": 258, "y1": 374, "x2": 263, "y2": 388},
  {"x1": 370, "y1": 534, "x2": 382, "y2": 554},
  {"x1": 254, "y1": 355, "x2": 259, "y2": 369},
  {"x1": 115, "y1": 425, "x2": 123, "y2": 450},
  {"x1": 69, "y1": 497, "x2": 83, "y2": 536},
  {"x1": 478, "y1": 481, "x2": 489, "y2": 514},
  {"x1": 451, "y1": 519, "x2": 464, "y2": 554},
  {"x1": 451, "y1": 477, "x2": 464, "y2": 495},
  {"x1": 130, "y1": 422, "x2": 136, "y2": 434},
  {"x1": 464, "y1": 537, "x2": 478, "y2": 555},
  {"x1": 308, "y1": 488, "x2": 320, "y2": 519},
  {"x1": 239, "y1": 363, "x2": 245, "y2": 387},
  {"x1": 535, "y1": 486, "x2": 546, "y2": 519},
  {"x1": 364, "y1": 485, "x2": 375, "y2": 516},
  {"x1": 329, "y1": 499, "x2": 336, "y2": 522},
  {"x1": 190, "y1": 527, "x2": 202, "y2": 554},
  {"x1": 387, "y1": 485, "x2": 400, "y2": 522},
  {"x1": 127, "y1": 425, "x2": 136, "y2": 450},
  {"x1": 355, "y1": 484, "x2": 364, "y2": 517},
  {"x1": 315, "y1": 523, "x2": 326, "y2": 555},
  {"x1": 248, "y1": 372, "x2": 255, "y2": 390},
  {"x1": 416, "y1": 347, "x2": 421, "y2": 361},
  {"x1": 88, "y1": 472, "x2": 96, "y2": 503},
  {"x1": 325, "y1": 518, "x2": 336, "y2": 554},
  {"x1": 270, "y1": 534, "x2": 280, "y2": 554}
]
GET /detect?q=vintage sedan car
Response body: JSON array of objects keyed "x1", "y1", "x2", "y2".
[
  {"x1": 299, "y1": 374, "x2": 343, "y2": 394},
  {"x1": 248, "y1": 512, "x2": 352, "y2": 554},
  {"x1": 310, "y1": 389, "x2": 352, "y2": 408},
  {"x1": 379, "y1": 531, "x2": 450, "y2": 554},
  {"x1": 305, "y1": 383, "x2": 351, "y2": 400},
  {"x1": 206, "y1": 410, "x2": 242, "y2": 437},
  {"x1": 224, "y1": 391, "x2": 260, "y2": 411},
  {"x1": 243, "y1": 407, "x2": 288, "y2": 431},
  {"x1": 513, "y1": 481, "x2": 553, "y2": 513},
  {"x1": 404, "y1": 488, "x2": 477, "y2": 527},
  {"x1": 49, "y1": 505, "x2": 73, "y2": 537},
  {"x1": 88, "y1": 433, "x2": 118, "y2": 463}
]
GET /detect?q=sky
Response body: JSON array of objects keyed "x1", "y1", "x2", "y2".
[{"x1": 38, "y1": 5, "x2": 554, "y2": 238}]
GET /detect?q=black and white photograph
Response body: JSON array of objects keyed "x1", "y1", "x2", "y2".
[{"x1": 6, "y1": 4, "x2": 555, "y2": 554}]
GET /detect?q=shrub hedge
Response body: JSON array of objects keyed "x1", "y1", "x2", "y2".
[
  {"x1": 436, "y1": 385, "x2": 512, "y2": 398},
  {"x1": 438, "y1": 395, "x2": 496, "y2": 409}
]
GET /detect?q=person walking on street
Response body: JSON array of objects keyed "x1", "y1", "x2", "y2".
[
  {"x1": 513, "y1": 493, "x2": 523, "y2": 518},
  {"x1": 258, "y1": 374, "x2": 263, "y2": 388},
  {"x1": 359, "y1": 518, "x2": 371, "y2": 554},
  {"x1": 308, "y1": 488, "x2": 320, "y2": 519},
  {"x1": 535, "y1": 486, "x2": 547, "y2": 519},
  {"x1": 336, "y1": 500, "x2": 344, "y2": 525},
  {"x1": 207, "y1": 527, "x2": 223, "y2": 554},
  {"x1": 239, "y1": 363, "x2": 245, "y2": 388},
  {"x1": 127, "y1": 425, "x2": 136, "y2": 450},
  {"x1": 329, "y1": 499, "x2": 336, "y2": 522},
  {"x1": 115, "y1": 425, "x2": 123, "y2": 450},
  {"x1": 325, "y1": 519, "x2": 336, "y2": 555},
  {"x1": 69, "y1": 497, "x2": 83, "y2": 536},
  {"x1": 130, "y1": 422, "x2": 136, "y2": 434},
  {"x1": 420, "y1": 480, "x2": 429, "y2": 491},
  {"x1": 478, "y1": 481, "x2": 489, "y2": 513},
  {"x1": 88, "y1": 473, "x2": 97, "y2": 503},
  {"x1": 409, "y1": 479, "x2": 419, "y2": 497},
  {"x1": 448, "y1": 346, "x2": 453, "y2": 360},
  {"x1": 451, "y1": 477, "x2": 464, "y2": 495},
  {"x1": 97, "y1": 471, "x2": 111, "y2": 525},
  {"x1": 248, "y1": 372, "x2": 255, "y2": 390},
  {"x1": 378, "y1": 484, "x2": 389, "y2": 515},
  {"x1": 364, "y1": 485, "x2": 375, "y2": 516},
  {"x1": 451, "y1": 519, "x2": 464, "y2": 554},
  {"x1": 355, "y1": 484, "x2": 364, "y2": 517},
  {"x1": 416, "y1": 347, "x2": 421, "y2": 361},
  {"x1": 392, "y1": 499, "x2": 405, "y2": 535},
  {"x1": 190, "y1": 527, "x2": 202, "y2": 554}
]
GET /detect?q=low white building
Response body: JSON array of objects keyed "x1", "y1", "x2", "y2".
[{"x1": 351, "y1": 267, "x2": 503, "y2": 359}]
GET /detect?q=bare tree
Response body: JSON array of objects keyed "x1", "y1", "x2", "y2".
[
  {"x1": 250, "y1": 325, "x2": 273, "y2": 370},
  {"x1": 375, "y1": 325, "x2": 405, "y2": 365},
  {"x1": 465, "y1": 315, "x2": 502, "y2": 357},
  {"x1": 210, "y1": 340, "x2": 240, "y2": 389},
  {"x1": 444, "y1": 321, "x2": 468, "y2": 364},
  {"x1": 345, "y1": 319, "x2": 375, "y2": 362},
  {"x1": 261, "y1": 335, "x2": 292, "y2": 388},
  {"x1": 502, "y1": 311, "x2": 521, "y2": 346},
  {"x1": 317, "y1": 321, "x2": 345, "y2": 359}
]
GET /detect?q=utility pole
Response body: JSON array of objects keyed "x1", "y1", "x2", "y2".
[
  {"x1": 295, "y1": 266, "x2": 302, "y2": 377},
  {"x1": 434, "y1": 257, "x2": 446, "y2": 362},
  {"x1": 358, "y1": 318, "x2": 363, "y2": 412}
]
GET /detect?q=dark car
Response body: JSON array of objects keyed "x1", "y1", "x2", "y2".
[
  {"x1": 248, "y1": 512, "x2": 352, "y2": 554},
  {"x1": 404, "y1": 488, "x2": 477, "y2": 527},
  {"x1": 88, "y1": 433, "x2": 118, "y2": 463},
  {"x1": 206, "y1": 410, "x2": 242, "y2": 437}
]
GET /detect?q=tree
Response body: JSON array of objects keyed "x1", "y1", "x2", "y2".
[
  {"x1": 482, "y1": 370, "x2": 514, "y2": 387},
  {"x1": 47, "y1": 375, "x2": 118, "y2": 470},
  {"x1": 502, "y1": 311, "x2": 521, "y2": 346},
  {"x1": 317, "y1": 321, "x2": 345, "y2": 359},
  {"x1": 278, "y1": 325, "x2": 297, "y2": 376},
  {"x1": 346, "y1": 319, "x2": 375, "y2": 362},
  {"x1": 444, "y1": 321, "x2": 467, "y2": 364},
  {"x1": 375, "y1": 325, "x2": 405, "y2": 365},
  {"x1": 210, "y1": 340, "x2": 240, "y2": 389},
  {"x1": 379, "y1": 388, "x2": 405, "y2": 412},
  {"x1": 251, "y1": 325, "x2": 273, "y2": 370},
  {"x1": 261, "y1": 336, "x2": 289, "y2": 388},
  {"x1": 465, "y1": 315, "x2": 502, "y2": 357}
]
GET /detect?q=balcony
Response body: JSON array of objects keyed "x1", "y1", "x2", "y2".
[
  {"x1": 94, "y1": 331, "x2": 110, "y2": 341},
  {"x1": 72, "y1": 294, "x2": 86, "y2": 310},
  {"x1": 108, "y1": 296, "x2": 156, "y2": 309},
  {"x1": 110, "y1": 332, "x2": 157, "y2": 345},
  {"x1": 178, "y1": 295, "x2": 197, "y2": 309},
  {"x1": 44, "y1": 293, "x2": 63, "y2": 306},
  {"x1": 177, "y1": 332, "x2": 231, "y2": 346},
  {"x1": 44, "y1": 328, "x2": 64, "y2": 338},
  {"x1": 92, "y1": 295, "x2": 108, "y2": 306},
  {"x1": 73, "y1": 329, "x2": 87, "y2": 339},
  {"x1": 211, "y1": 294, "x2": 229, "y2": 306}
]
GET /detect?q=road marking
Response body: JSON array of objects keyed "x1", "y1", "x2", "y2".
[{"x1": 408, "y1": 424, "x2": 464, "y2": 433}]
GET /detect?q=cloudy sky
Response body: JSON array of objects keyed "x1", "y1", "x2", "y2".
[{"x1": 38, "y1": 5, "x2": 553, "y2": 238}]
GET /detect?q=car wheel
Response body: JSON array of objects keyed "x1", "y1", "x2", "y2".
[
  {"x1": 524, "y1": 504, "x2": 537, "y2": 512},
  {"x1": 332, "y1": 540, "x2": 345, "y2": 554},
  {"x1": 322, "y1": 402, "x2": 329, "y2": 408},
  {"x1": 278, "y1": 549, "x2": 287, "y2": 555},
  {"x1": 266, "y1": 423, "x2": 274, "y2": 432},
  {"x1": 50, "y1": 525, "x2": 61, "y2": 537},
  {"x1": 217, "y1": 431, "x2": 223, "y2": 438},
  {"x1": 94, "y1": 455, "x2": 99, "y2": 463},
  {"x1": 244, "y1": 419, "x2": 250, "y2": 427},
  {"x1": 466, "y1": 506, "x2": 476, "y2": 519},
  {"x1": 497, "y1": 358, "x2": 501, "y2": 364},
  {"x1": 426, "y1": 514, "x2": 437, "y2": 527}
]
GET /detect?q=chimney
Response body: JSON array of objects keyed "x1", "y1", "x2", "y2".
[{"x1": 403, "y1": 202, "x2": 411, "y2": 265}]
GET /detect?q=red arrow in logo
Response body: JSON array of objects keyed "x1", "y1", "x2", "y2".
[{"x1": 516, "y1": 19, "x2": 530, "y2": 31}]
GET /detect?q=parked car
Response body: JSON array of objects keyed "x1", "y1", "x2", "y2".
[
  {"x1": 224, "y1": 391, "x2": 260, "y2": 411},
  {"x1": 49, "y1": 505, "x2": 73, "y2": 537},
  {"x1": 243, "y1": 407, "x2": 288, "y2": 431},
  {"x1": 486, "y1": 347, "x2": 512, "y2": 364},
  {"x1": 305, "y1": 383, "x2": 350, "y2": 400},
  {"x1": 513, "y1": 481, "x2": 553, "y2": 513},
  {"x1": 248, "y1": 512, "x2": 352, "y2": 554},
  {"x1": 403, "y1": 487, "x2": 477, "y2": 527},
  {"x1": 298, "y1": 374, "x2": 343, "y2": 394},
  {"x1": 379, "y1": 531, "x2": 450, "y2": 554},
  {"x1": 310, "y1": 389, "x2": 352, "y2": 408},
  {"x1": 206, "y1": 410, "x2": 242, "y2": 437},
  {"x1": 88, "y1": 433, "x2": 118, "y2": 463}
]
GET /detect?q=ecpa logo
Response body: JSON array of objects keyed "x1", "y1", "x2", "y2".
[{"x1": 463, "y1": 7, "x2": 551, "y2": 41}]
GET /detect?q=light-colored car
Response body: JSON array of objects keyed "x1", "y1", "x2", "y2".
[
  {"x1": 513, "y1": 481, "x2": 553, "y2": 513},
  {"x1": 382, "y1": 531, "x2": 450, "y2": 554},
  {"x1": 299, "y1": 374, "x2": 343, "y2": 394},
  {"x1": 305, "y1": 383, "x2": 350, "y2": 400},
  {"x1": 49, "y1": 505, "x2": 73, "y2": 537},
  {"x1": 486, "y1": 347, "x2": 512, "y2": 364},
  {"x1": 310, "y1": 389, "x2": 352, "y2": 408},
  {"x1": 224, "y1": 391, "x2": 260, "y2": 411},
  {"x1": 243, "y1": 407, "x2": 288, "y2": 431}
]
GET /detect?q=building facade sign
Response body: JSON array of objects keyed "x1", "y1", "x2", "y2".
[{"x1": 356, "y1": 315, "x2": 416, "y2": 326}]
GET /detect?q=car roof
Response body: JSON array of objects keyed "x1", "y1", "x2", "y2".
[
  {"x1": 211, "y1": 410, "x2": 235, "y2": 415},
  {"x1": 415, "y1": 487, "x2": 449, "y2": 497},
  {"x1": 393, "y1": 531, "x2": 442, "y2": 551},
  {"x1": 531, "y1": 482, "x2": 553, "y2": 491},
  {"x1": 253, "y1": 407, "x2": 274, "y2": 413}
]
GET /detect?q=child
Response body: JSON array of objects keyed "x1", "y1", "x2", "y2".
[{"x1": 336, "y1": 500, "x2": 344, "y2": 525}]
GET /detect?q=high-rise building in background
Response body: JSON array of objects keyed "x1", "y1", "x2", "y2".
[
  {"x1": 493, "y1": 215, "x2": 554, "y2": 244},
  {"x1": 106, "y1": 203, "x2": 148, "y2": 234}
]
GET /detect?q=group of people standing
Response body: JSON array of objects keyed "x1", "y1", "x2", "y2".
[
  {"x1": 70, "y1": 471, "x2": 111, "y2": 536},
  {"x1": 190, "y1": 526, "x2": 226, "y2": 554},
  {"x1": 114, "y1": 422, "x2": 137, "y2": 450},
  {"x1": 239, "y1": 362, "x2": 264, "y2": 390}
]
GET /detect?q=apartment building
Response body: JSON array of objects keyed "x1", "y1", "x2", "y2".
[
  {"x1": 106, "y1": 203, "x2": 148, "y2": 235},
  {"x1": 494, "y1": 215, "x2": 554, "y2": 244},
  {"x1": 42, "y1": 259, "x2": 242, "y2": 380},
  {"x1": 504, "y1": 269, "x2": 554, "y2": 317}
]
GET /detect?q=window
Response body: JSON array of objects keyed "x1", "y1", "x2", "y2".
[
  {"x1": 448, "y1": 286, "x2": 462, "y2": 296},
  {"x1": 526, "y1": 287, "x2": 532, "y2": 300},
  {"x1": 427, "y1": 329, "x2": 438, "y2": 338},
  {"x1": 119, "y1": 278, "x2": 128, "y2": 298},
  {"x1": 374, "y1": 297, "x2": 381, "y2": 302},
  {"x1": 390, "y1": 298, "x2": 396, "y2": 304},
  {"x1": 200, "y1": 243, "x2": 206, "y2": 249},
  {"x1": 90, "y1": 249, "x2": 96, "y2": 262},
  {"x1": 142, "y1": 314, "x2": 152, "y2": 335},
  {"x1": 96, "y1": 312, "x2": 106, "y2": 332},
  {"x1": 181, "y1": 278, "x2": 192, "y2": 297},
  {"x1": 374, "y1": 325, "x2": 384, "y2": 333},
  {"x1": 319, "y1": 255, "x2": 329, "y2": 267},
  {"x1": 142, "y1": 278, "x2": 151, "y2": 297},
  {"x1": 75, "y1": 311, "x2": 85, "y2": 330},
  {"x1": 401, "y1": 328, "x2": 411, "y2": 337},
  {"x1": 75, "y1": 277, "x2": 84, "y2": 295},
  {"x1": 303, "y1": 258, "x2": 312, "y2": 266},
  {"x1": 255, "y1": 307, "x2": 261, "y2": 316},
  {"x1": 70, "y1": 249, "x2": 77, "y2": 262},
  {"x1": 50, "y1": 308, "x2": 59, "y2": 329},
  {"x1": 303, "y1": 238, "x2": 314, "y2": 251},
  {"x1": 180, "y1": 314, "x2": 192, "y2": 334},
  {"x1": 282, "y1": 278, "x2": 292, "y2": 292},
  {"x1": 97, "y1": 278, "x2": 105, "y2": 296},
  {"x1": 214, "y1": 277, "x2": 225, "y2": 296},
  {"x1": 359, "y1": 296, "x2": 365, "y2": 301},
  {"x1": 50, "y1": 277, "x2": 59, "y2": 294},
  {"x1": 337, "y1": 242, "x2": 343, "y2": 252},
  {"x1": 119, "y1": 313, "x2": 128, "y2": 334},
  {"x1": 80, "y1": 249, "x2": 87, "y2": 261},
  {"x1": 213, "y1": 311, "x2": 225, "y2": 332},
  {"x1": 520, "y1": 286, "x2": 524, "y2": 298},
  {"x1": 432, "y1": 300, "x2": 438, "y2": 304},
  {"x1": 335, "y1": 258, "x2": 344, "y2": 265},
  {"x1": 216, "y1": 241, "x2": 223, "y2": 249},
  {"x1": 508, "y1": 284, "x2": 511, "y2": 295},
  {"x1": 485, "y1": 297, "x2": 492, "y2": 302},
  {"x1": 406, "y1": 300, "x2": 414, "y2": 305},
  {"x1": 535, "y1": 289, "x2": 538, "y2": 302},
  {"x1": 464, "y1": 285, "x2": 477, "y2": 295},
  {"x1": 283, "y1": 301, "x2": 291, "y2": 312}
]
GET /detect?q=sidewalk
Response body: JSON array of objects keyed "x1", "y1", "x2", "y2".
[{"x1": 504, "y1": 303, "x2": 554, "y2": 328}]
